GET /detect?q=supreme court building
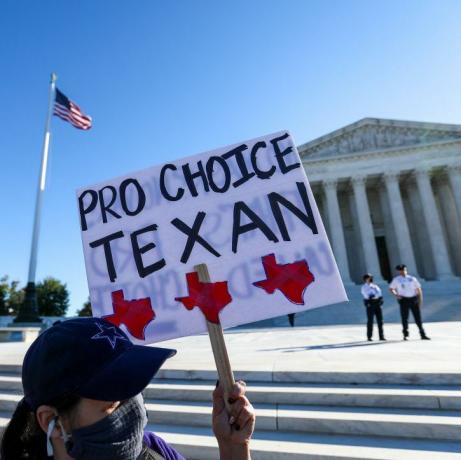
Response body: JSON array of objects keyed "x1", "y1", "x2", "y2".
[{"x1": 298, "y1": 118, "x2": 461, "y2": 285}]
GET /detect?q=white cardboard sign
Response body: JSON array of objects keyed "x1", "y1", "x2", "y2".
[{"x1": 77, "y1": 131, "x2": 347, "y2": 344}]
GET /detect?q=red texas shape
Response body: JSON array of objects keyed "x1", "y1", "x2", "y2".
[
  {"x1": 175, "y1": 272, "x2": 232, "y2": 324},
  {"x1": 253, "y1": 253, "x2": 315, "y2": 305},
  {"x1": 103, "y1": 290, "x2": 155, "y2": 340}
]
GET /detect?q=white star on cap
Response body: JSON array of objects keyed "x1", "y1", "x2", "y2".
[{"x1": 91, "y1": 322, "x2": 129, "y2": 349}]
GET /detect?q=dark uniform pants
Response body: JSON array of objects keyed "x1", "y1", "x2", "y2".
[
  {"x1": 398, "y1": 296, "x2": 425, "y2": 337},
  {"x1": 366, "y1": 301, "x2": 384, "y2": 339}
]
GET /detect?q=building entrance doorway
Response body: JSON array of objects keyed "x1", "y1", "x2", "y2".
[{"x1": 375, "y1": 236, "x2": 392, "y2": 282}]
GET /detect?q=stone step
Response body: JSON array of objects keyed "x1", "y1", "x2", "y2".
[
  {"x1": 274, "y1": 404, "x2": 461, "y2": 441},
  {"x1": 0, "y1": 392, "x2": 22, "y2": 411},
  {"x1": 103, "y1": 423, "x2": 461, "y2": 460},
  {"x1": 149, "y1": 399, "x2": 278, "y2": 431},
  {"x1": 1, "y1": 376, "x2": 461, "y2": 411},
  {"x1": 155, "y1": 369, "x2": 461, "y2": 385},
  {"x1": 0, "y1": 365, "x2": 21, "y2": 375},
  {"x1": 142, "y1": 380, "x2": 461, "y2": 410},
  {"x1": 0, "y1": 363, "x2": 460, "y2": 385},
  {"x1": 144, "y1": 399, "x2": 461, "y2": 441},
  {"x1": 2, "y1": 391, "x2": 460, "y2": 441},
  {"x1": 0, "y1": 414, "x2": 459, "y2": 459},
  {"x1": 0, "y1": 375, "x2": 22, "y2": 391}
]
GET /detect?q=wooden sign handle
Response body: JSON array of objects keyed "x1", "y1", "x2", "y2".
[{"x1": 194, "y1": 263, "x2": 235, "y2": 413}]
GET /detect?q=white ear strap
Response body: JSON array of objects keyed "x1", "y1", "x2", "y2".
[{"x1": 46, "y1": 417, "x2": 57, "y2": 456}]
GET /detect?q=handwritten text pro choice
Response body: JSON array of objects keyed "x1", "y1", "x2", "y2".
[{"x1": 78, "y1": 133, "x2": 318, "y2": 283}]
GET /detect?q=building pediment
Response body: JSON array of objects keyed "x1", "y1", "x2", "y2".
[{"x1": 298, "y1": 118, "x2": 461, "y2": 160}]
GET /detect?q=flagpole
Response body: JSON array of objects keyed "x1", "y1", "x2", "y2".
[{"x1": 14, "y1": 73, "x2": 57, "y2": 324}]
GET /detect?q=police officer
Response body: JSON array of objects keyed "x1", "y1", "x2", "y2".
[
  {"x1": 360, "y1": 273, "x2": 386, "y2": 341},
  {"x1": 389, "y1": 264, "x2": 430, "y2": 341}
]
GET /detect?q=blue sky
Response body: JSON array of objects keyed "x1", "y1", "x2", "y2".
[{"x1": 1, "y1": 0, "x2": 461, "y2": 315}]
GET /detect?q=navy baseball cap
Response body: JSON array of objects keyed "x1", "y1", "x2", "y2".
[{"x1": 22, "y1": 317, "x2": 176, "y2": 410}]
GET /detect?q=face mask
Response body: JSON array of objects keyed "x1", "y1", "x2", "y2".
[
  {"x1": 47, "y1": 417, "x2": 71, "y2": 456},
  {"x1": 64, "y1": 394, "x2": 147, "y2": 460}
]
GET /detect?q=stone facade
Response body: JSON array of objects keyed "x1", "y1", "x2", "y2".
[{"x1": 298, "y1": 118, "x2": 461, "y2": 284}]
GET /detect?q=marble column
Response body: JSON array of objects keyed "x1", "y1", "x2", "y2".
[
  {"x1": 323, "y1": 179, "x2": 352, "y2": 283},
  {"x1": 414, "y1": 168, "x2": 456, "y2": 280},
  {"x1": 351, "y1": 176, "x2": 384, "y2": 281},
  {"x1": 447, "y1": 164, "x2": 461, "y2": 224},
  {"x1": 383, "y1": 172, "x2": 419, "y2": 277}
]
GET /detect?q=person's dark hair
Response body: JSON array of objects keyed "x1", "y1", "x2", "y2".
[
  {"x1": 0, "y1": 392, "x2": 80, "y2": 460},
  {"x1": 362, "y1": 273, "x2": 373, "y2": 282}
]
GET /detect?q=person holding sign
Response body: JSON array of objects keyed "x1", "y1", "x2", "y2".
[
  {"x1": 389, "y1": 264, "x2": 430, "y2": 341},
  {"x1": 0, "y1": 318, "x2": 255, "y2": 460},
  {"x1": 360, "y1": 273, "x2": 386, "y2": 341}
]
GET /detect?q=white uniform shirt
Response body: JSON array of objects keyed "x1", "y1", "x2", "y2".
[
  {"x1": 389, "y1": 275, "x2": 421, "y2": 297},
  {"x1": 361, "y1": 283, "x2": 382, "y2": 299}
]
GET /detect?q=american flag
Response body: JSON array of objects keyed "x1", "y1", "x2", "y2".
[{"x1": 53, "y1": 88, "x2": 92, "y2": 130}]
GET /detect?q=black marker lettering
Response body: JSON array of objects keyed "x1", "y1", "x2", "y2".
[
  {"x1": 98, "y1": 186, "x2": 121, "y2": 224},
  {"x1": 89, "y1": 231, "x2": 124, "y2": 282},
  {"x1": 222, "y1": 144, "x2": 255, "y2": 188},
  {"x1": 119, "y1": 179, "x2": 146, "y2": 216},
  {"x1": 182, "y1": 161, "x2": 209, "y2": 197},
  {"x1": 269, "y1": 181, "x2": 318, "y2": 240},
  {"x1": 271, "y1": 133, "x2": 300, "y2": 174},
  {"x1": 160, "y1": 164, "x2": 185, "y2": 201},
  {"x1": 78, "y1": 189, "x2": 98, "y2": 231},
  {"x1": 130, "y1": 224, "x2": 166, "y2": 278},
  {"x1": 232, "y1": 201, "x2": 278, "y2": 253},
  {"x1": 251, "y1": 141, "x2": 275, "y2": 179},
  {"x1": 171, "y1": 212, "x2": 220, "y2": 263},
  {"x1": 206, "y1": 156, "x2": 231, "y2": 193}
]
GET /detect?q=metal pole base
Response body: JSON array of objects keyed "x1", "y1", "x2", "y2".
[{"x1": 13, "y1": 282, "x2": 42, "y2": 324}]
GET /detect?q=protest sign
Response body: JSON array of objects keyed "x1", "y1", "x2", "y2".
[{"x1": 77, "y1": 131, "x2": 347, "y2": 344}]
